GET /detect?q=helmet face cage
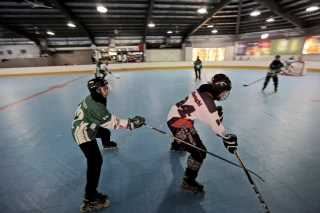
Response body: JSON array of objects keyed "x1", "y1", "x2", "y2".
[
  {"x1": 210, "y1": 74, "x2": 232, "y2": 101},
  {"x1": 88, "y1": 78, "x2": 108, "y2": 94},
  {"x1": 218, "y1": 90, "x2": 230, "y2": 101}
]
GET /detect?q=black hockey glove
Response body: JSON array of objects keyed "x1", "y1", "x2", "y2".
[
  {"x1": 127, "y1": 116, "x2": 145, "y2": 130},
  {"x1": 217, "y1": 106, "x2": 223, "y2": 122},
  {"x1": 223, "y1": 134, "x2": 238, "y2": 154}
]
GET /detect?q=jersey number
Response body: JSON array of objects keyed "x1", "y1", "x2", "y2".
[{"x1": 175, "y1": 96, "x2": 196, "y2": 118}]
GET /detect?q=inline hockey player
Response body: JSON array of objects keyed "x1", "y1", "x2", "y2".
[
  {"x1": 262, "y1": 55, "x2": 284, "y2": 92},
  {"x1": 71, "y1": 77, "x2": 145, "y2": 211},
  {"x1": 284, "y1": 56, "x2": 295, "y2": 73},
  {"x1": 167, "y1": 73, "x2": 238, "y2": 196},
  {"x1": 95, "y1": 58, "x2": 108, "y2": 79},
  {"x1": 194, "y1": 56, "x2": 202, "y2": 80}
]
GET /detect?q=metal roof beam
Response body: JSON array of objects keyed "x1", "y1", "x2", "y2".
[
  {"x1": 143, "y1": 0, "x2": 156, "y2": 42},
  {"x1": 182, "y1": 0, "x2": 232, "y2": 43},
  {"x1": 0, "y1": 23, "x2": 40, "y2": 45},
  {"x1": 255, "y1": 0, "x2": 305, "y2": 28},
  {"x1": 50, "y1": 0, "x2": 95, "y2": 44},
  {"x1": 236, "y1": 0, "x2": 243, "y2": 34}
]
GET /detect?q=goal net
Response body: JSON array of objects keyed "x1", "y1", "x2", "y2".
[{"x1": 280, "y1": 61, "x2": 307, "y2": 76}]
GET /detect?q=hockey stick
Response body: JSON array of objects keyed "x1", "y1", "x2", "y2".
[
  {"x1": 144, "y1": 123, "x2": 265, "y2": 182},
  {"x1": 243, "y1": 77, "x2": 266, "y2": 87},
  {"x1": 234, "y1": 151, "x2": 271, "y2": 212},
  {"x1": 108, "y1": 71, "x2": 120, "y2": 79},
  {"x1": 202, "y1": 69, "x2": 210, "y2": 83}
]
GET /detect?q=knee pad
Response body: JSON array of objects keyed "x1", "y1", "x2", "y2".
[{"x1": 187, "y1": 155, "x2": 203, "y2": 171}]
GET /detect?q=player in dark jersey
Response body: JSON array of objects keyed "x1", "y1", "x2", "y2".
[
  {"x1": 194, "y1": 56, "x2": 202, "y2": 80},
  {"x1": 71, "y1": 77, "x2": 145, "y2": 211},
  {"x1": 262, "y1": 55, "x2": 284, "y2": 92},
  {"x1": 167, "y1": 73, "x2": 238, "y2": 195}
]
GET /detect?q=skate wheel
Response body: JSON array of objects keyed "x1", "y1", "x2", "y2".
[
  {"x1": 80, "y1": 204, "x2": 87, "y2": 212},
  {"x1": 102, "y1": 199, "x2": 110, "y2": 208},
  {"x1": 95, "y1": 204, "x2": 102, "y2": 210}
]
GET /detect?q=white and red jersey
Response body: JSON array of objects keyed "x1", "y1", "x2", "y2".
[{"x1": 167, "y1": 89, "x2": 229, "y2": 138}]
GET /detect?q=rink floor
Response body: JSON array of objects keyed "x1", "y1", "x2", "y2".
[{"x1": 0, "y1": 68, "x2": 320, "y2": 213}]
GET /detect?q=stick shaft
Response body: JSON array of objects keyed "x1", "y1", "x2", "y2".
[
  {"x1": 144, "y1": 123, "x2": 264, "y2": 181},
  {"x1": 234, "y1": 151, "x2": 271, "y2": 213}
]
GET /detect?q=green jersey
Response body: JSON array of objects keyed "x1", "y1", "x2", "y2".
[
  {"x1": 71, "y1": 95, "x2": 128, "y2": 145},
  {"x1": 267, "y1": 60, "x2": 284, "y2": 76},
  {"x1": 194, "y1": 60, "x2": 202, "y2": 69}
]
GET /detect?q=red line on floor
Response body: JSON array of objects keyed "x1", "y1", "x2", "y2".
[
  {"x1": 0, "y1": 73, "x2": 91, "y2": 111},
  {"x1": 309, "y1": 99, "x2": 320, "y2": 102}
]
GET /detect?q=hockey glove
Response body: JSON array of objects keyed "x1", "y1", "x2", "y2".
[
  {"x1": 127, "y1": 116, "x2": 145, "y2": 130},
  {"x1": 217, "y1": 106, "x2": 223, "y2": 122},
  {"x1": 223, "y1": 134, "x2": 238, "y2": 154}
]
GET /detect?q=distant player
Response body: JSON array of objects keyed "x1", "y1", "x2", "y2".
[
  {"x1": 95, "y1": 58, "x2": 108, "y2": 79},
  {"x1": 71, "y1": 77, "x2": 145, "y2": 211},
  {"x1": 285, "y1": 56, "x2": 295, "y2": 73},
  {"x1": 262, "y1": 55, "x2": 284, "y2": 92},
  {"x1": 167, "y1": 73, "x2": 238, "y2": 195},
  {"x1": 194, "y1": 56, "x2": 202, "y2": 80}
]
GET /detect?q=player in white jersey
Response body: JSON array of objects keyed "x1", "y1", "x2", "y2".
[
  {"x1": 167, "y1": 73, "x2": 238, "y2": 195},
  {"x1": 285, "y1": 56, "x2": 295, "y2": 73}
]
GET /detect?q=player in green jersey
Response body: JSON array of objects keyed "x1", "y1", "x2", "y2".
[
  {"x1": 194, "y1": 56, "x2": 202, "y2": 80},
  {"x1": 71, "y1": 77, "x2": 145, "y2": 211},
  {"x1": 262, "y1": 55, "x2": 284, "y2": 92}
]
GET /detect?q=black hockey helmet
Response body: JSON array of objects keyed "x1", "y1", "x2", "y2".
[
  {"x1": 209, "y1": 73, "x2": 232, "y2": 101},
  {"x1": 87, "y1": 77, "x2": 108, "y2": 94}
]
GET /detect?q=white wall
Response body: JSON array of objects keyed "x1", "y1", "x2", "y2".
[
  {"x1": 145, "y1": 49, "x2": 183, "y2": 62},
  {"x1": 1, "y1": 61, "x2": 320, "y2": 76},
  {"x1": 225, "y1": 46, "x2": 234, "y2": 61},
  {"x1": 185, "y1": 47, "x2": 193, "y2": 61},
  {"x1": 0, "y1": 45, "x2": 40, "y2": 59},
  {"x1": 301, "y1": 54, "x2": 320, "y2": 61}
]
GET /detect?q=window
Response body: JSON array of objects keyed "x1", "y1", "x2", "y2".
[
  {"x1": 20, "y1": 49, "x2": 27, "y2": 54},
  {"x1": 7, "y1": 50, "x2": 12, "y2": 55}
]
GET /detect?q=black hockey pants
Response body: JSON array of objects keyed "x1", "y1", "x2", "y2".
[
  {"x1": 263, "y1": 75, "x2": 278, "y2": 90},
  {"x1": 79, "y1": 127, "x2": 111, "y2": 196},
  {"x1": 168, "y1": 123, "x2": 207, "y2": 178},
  {"x1": 194, "y1": 68, "x2": 201, "y2": 79}
]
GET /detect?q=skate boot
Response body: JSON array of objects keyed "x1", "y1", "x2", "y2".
[
  {"x1": 180, "y1": 176, "x2": 205, "y2": 196},
  {"x1": 102, "y1": 141, "x2": 118, "y2": 149},
  {"x1": 170, "y1": 141, "x2": 185, "y2": 152},
  {"x1": 180, "y1": 168, "x2": 205, "y2": 196},
  {"x1": 80, "y1": 192, "x2": 110, "y2": 212}
]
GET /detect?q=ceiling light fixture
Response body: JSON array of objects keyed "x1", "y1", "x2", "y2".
[
  {"x1": 97, "y1": 6, "x2": 107, "y2": 13},
  {"x1": 306, "y1": 5, "x2": 319, "y2": 11},
  {"x1": 67, "y1": 22, "x2": 76, "y2": 27},
  {"x1": 266, "y1": 18, "x2": 275, "y2": 22},
  {"x1": 250, "y1": 10, "x2": 260, "y2": 16},
  {"x1": 207, "y1": 24, "x2": 214, "y2": 28},
  {"x1": 167, "y1": 30, "x2": 173, "y2": 33},
  {"x1": 197, "y1": 8, "x2": 207, "y2": 13},
  {"x1": 148, "y1": 22, "x2": 155, "y2": 27},
  {"x1": 47, "y1": 31, "x2": 55, "y2": 35},
  {"x1": 212, "y1": 29, "x2": 218, "y2": 33},
  {"x1": 261, "y1": 33, "x2": 269, "y2": 39}
]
